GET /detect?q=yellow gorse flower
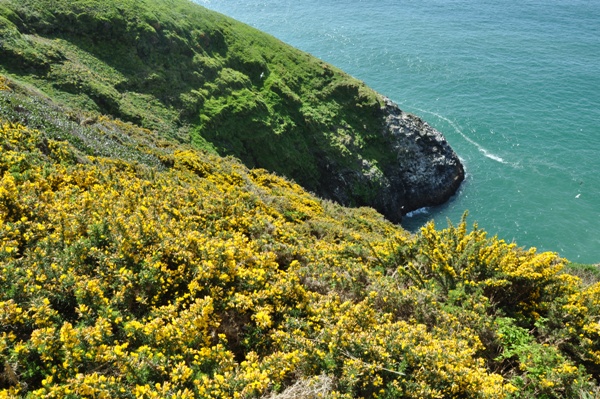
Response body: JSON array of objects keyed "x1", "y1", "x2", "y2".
[{"x1": 0, "y1": 112, "x2": 599, "y2": 398}]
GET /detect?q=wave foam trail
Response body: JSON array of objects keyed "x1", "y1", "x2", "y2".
[
  {"x1": 412, "y1": 107, "x2": 510, "y2": 165},
  {"x1": 405, "y1": 207, "x2": 430, "y2": 217}
]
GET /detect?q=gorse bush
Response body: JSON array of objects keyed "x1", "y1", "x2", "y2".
[{"x1": 0, "y1": 77, "x2": 599, "y2": 398}]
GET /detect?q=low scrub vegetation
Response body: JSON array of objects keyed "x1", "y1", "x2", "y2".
[{"x1": 1, "y1": 76, "x2": 599, "y2": 398}]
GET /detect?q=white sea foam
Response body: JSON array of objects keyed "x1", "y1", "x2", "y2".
[
  {"x1": 480, "y1": 150, "x2": 505, "y2": 163},
  {"x1": 405, "y1": 207, "x2": 430, "y2": 217},
  {"x1": 412, "y1": 108, "x2": 510, "y2": 165}
]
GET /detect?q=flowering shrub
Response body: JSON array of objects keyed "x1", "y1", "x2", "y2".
[
  {"x1": 1, "y1": 106, "x2": 599, "y2": 398},
  {"x1": 376, "y1": 218, "x2": 600, "y2": 398},
  {"x1": 0, "y1": 76, "x2": 10, "y2": 92}
]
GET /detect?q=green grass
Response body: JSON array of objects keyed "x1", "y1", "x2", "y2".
[
  {"x1": 0, "y1": 78, "x2": 178, "y2": 170},
  {"x1": 0, "y1": 0, "x2": 394, "y2": 204}
]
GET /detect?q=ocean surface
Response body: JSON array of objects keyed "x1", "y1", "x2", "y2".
[{"x1": 196, "y1": 0, "x2": 600, "y2": 263}]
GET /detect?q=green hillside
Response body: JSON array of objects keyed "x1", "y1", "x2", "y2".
[
  {"x1": 1, "y1": 0, "x2": 600, "y2": 397},
  {"x1": 0, "y1": 0, "x2": 405, "y2": 210}
]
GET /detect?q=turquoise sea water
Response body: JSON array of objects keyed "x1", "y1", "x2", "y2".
[{"x1": 196, "y1": 0, "x2": 600, "y2": 263}]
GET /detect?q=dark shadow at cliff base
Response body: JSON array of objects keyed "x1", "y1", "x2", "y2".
[{"x1": 400, "y1": 185, "x2": 465, "y2": 233}]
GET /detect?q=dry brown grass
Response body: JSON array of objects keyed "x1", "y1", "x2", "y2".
[{"x1": 262, "y1": 374, "x2": 333, "y2": 399}]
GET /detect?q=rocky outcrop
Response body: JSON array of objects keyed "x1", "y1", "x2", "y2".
[
  {"x1": 381, "y1": 97, "x2": 465, "y2": 219},
  {"x1": 318, "y1": 97, "x2": 465, "y2": 223}
]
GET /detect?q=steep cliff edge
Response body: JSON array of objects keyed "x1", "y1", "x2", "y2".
[
  {"x1": 318, "y1": 97, "x2": 464, "y2": 222},
  {"x1": 0, "y1": 0, "x2": 463, "y2": 220}
]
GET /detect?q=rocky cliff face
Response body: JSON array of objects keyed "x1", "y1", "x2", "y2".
[{"x1": 317, "y1": 97, "x2": 464, "y2": 223}]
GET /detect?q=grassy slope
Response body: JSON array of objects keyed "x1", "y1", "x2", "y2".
[
  {"x1": 0, "y1": 0, "x2": 392, "y2": 203},
  {"x1": 1, "y1": 73, "x2": 600, "y2": 398}
]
